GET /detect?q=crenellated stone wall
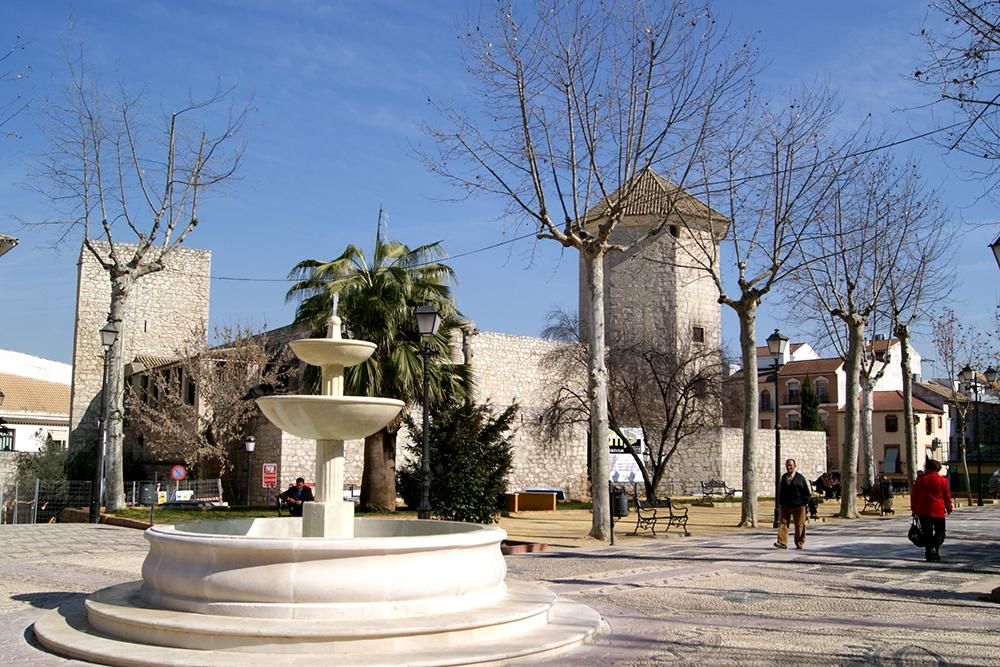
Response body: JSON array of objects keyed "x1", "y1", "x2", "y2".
[{"x1": 69, "y1": 242, "x2": 211, "y2": 452}]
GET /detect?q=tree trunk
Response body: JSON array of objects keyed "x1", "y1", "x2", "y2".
[
  {"x1": 360, "y1": 427, "x2": 397, "y2": 512},
  {"x1": 584, "y1": 252, "x2": 610, "y2": 541},
  {"x1": 897, "y1": 328, "x2": 918, "y2": 484},
  {"x1": 860, "y1": 377, "x2": 876, "y2": 489},
  {"x1": 103, "y1": 275, "x2": 131, "y2": 512},
  {"x1": 736, "y1": 304, "x2": 760, "y2": 527},
  {"x1": 839, "y1": 319, "x2": 864, "y2": 518},
  {"x1": 959, "y1": 413, "x2": 974, "y2": 507}
]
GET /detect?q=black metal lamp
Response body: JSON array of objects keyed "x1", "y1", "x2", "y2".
[
  {"x1": 415, "y1": 302, "x2": 441, "y2": 520},
  {"x1": 990, "y1": 233, "x2": 1000, "y2": 271},
  {"x1": 959, "y1": 365, "x2": 985, "y2": 506},
  {"x1": 245, "y1": 435, "x2": 256, "y2": 506},
  {"x1": 89, "y1": 320, "x2": 119, "y2": 523},
  {"x1": 767, "y1": 329, "x2": 789, "y2": 528}
]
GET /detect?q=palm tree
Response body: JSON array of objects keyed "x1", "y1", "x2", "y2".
[{"x1": 286, "y1": 230, "x2": 468, "y2": 512}]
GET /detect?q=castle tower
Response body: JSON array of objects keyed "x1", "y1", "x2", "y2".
[
  {"x1": 68, "y1": 242, "x2": 211, "y2": 451},
  {"x1": 578, "y1": 169, "x2": 727, "y2": 355}
]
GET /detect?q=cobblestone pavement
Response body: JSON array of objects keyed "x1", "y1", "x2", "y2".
[{"x1": 1, "y1": 508, "x2": 998, "y2": 666}]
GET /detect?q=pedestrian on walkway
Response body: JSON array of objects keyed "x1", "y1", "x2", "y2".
[
  {"x1": 910, "y1": 459, "x2": 952, "y2": 562},
  {"x1": 775, "y1": 458, "x2": 811, "y2": 550}
]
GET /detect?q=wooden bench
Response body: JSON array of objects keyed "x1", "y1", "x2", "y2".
[
  {"x1": 628, "y1": 484, "x2": 689, "y2": 536},
  {"x1": 700, "y1": 479, "x2": 738, "y2": 504}
]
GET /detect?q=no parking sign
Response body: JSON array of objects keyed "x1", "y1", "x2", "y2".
[{"x1": 170, "y1": 465, "x2": 187, "y2": 481}]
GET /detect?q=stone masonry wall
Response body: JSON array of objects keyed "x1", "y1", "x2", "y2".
[
  {"x1": 69, "y1": 242, "x2": 211, "y2": 452},
  {"x1": 655, "y1": 427, "x2": 826, "y2": 498},
  {"x1": 467, "y1": 331, "x2": 590, "y2": 500}
]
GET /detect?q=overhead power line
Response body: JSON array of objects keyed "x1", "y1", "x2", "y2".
[{"x1": 208, "y1": 120, "x2": 967, "y2": 284}]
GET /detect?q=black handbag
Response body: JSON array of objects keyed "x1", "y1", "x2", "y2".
[{"x1": 908, "y1": 516, "x2": 924, "y2": 547}]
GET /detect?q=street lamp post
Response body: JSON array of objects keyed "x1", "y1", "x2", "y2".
[
  {"x1": 990, "y1": 232, "x2": 1000, "y2": 271},
  {"x1": 959, "y1": 365, "x2": 998, "y2": 507},
  {"x1": 89, "y1": 321, "x2": 119, "y2": 523},
  {"x1": 767, "y1": 329, "x2": 789, "y2": 529},
  {"x1": 415, "y1": 303, "x2": 441, "y2": 520},
  {"x1": 245, "y1": 435, "x2": 256, "y2": 506}
]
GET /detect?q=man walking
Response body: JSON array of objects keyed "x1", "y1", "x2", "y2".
[{"x1": 775, "y1": 458, "x2": 811, "y2": 550}]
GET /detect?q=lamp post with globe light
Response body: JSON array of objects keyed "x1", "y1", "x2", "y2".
[{"x1": 415, "y1": 303, "x2": 441, "y2": 520}]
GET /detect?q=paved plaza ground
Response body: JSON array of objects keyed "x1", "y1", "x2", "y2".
[{"x1": 0, "y1": 503, "x2": 998, "y2": 665}]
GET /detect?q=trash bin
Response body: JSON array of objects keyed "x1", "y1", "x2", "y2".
[
  {"x1": 612, "y1": 486, "x2": 629, "y2": 518},
  {"x1": 139, "y1": 482, "x2": 157, "y2": 506}
]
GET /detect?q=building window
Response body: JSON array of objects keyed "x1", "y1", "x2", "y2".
[
  {"x1": 760, "y1": 390, "x2": 772, "y2": 412},
  {"x1": 883, "y1": 446, "x2": 900, "y2": 474},
  {"x1": 938, "y1": 416, "x2": 943, "y2": 428},
  {"x1": 814, "y1": 378, "x2": 829, "y2": 402},
  {"x1": 820, "y1": 411, "x2": 829, "y2": 433},
  {"x1": 761, "y1": 418, "x2": 771, "y2": 429},
  {"x1": 885, "y1": 414, "x2": 898, "y2": 432},
  {"x1": 925, "y1": 416, "x2": 933, "y2": 436},
  {"x1": 692, "y1": 326, "x2": 705, "y2": 343},
  {"x1": 185, "y1": 380, "x2": 196, "y2": 406},
  {"x1": 0, "y1": 430, "x2": 13, "y2": 451},
  {"x1": 787, "y1": 412, "x2": 801, "y2": 429},
  {"x1": 786, "y1": 379, "x2": 800, "y2": 405}
]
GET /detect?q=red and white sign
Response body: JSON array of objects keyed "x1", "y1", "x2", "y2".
[
  {"x1": 170, "y1": 465, "x2": 187, "y2": 481},
  {"x1": 262, "y1": 463, "x2": 278, "y2": 488}
]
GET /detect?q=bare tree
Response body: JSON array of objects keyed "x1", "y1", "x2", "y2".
[
  {"x1": 661, "y1": 90, "x2": 850, "y2": 526},
  {"x1": 915, "y1": 1, "x2": 1000, "y2": 196},
  {"x1": 34, "y1": 55, "x2": 247, "y2": 510},
  {"x1": 885, "y1": 174, "x2": 954, "y2": 485},
  {"x1": 425, "y1": 0, "x2": 753, "y2": 540},
  {"x1": 932, "y1": 307, "x2": 981, "y2": 506},
  {"x1": 0, "y1": 35, "x2": 30, "y2": 138},
  {"x1": 540, "y1": 310, "x2": 722, "y2": 502},
  {"x1": 796, "y1": 155, "x2": 920, "y2": 518},
  {"x1": 126, "y1": 326, "x2": 292, "y2": 494}
]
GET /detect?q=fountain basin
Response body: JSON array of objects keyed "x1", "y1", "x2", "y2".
[
  {"x1": 139, "y1": 518, "x2": 508, "y2": 621},
  {"x1": 255, "y1": 395, "x2": 404, "y2": 440},
  {"x1": 289, "y1": 338, "x2": 376, "y2": 367}
]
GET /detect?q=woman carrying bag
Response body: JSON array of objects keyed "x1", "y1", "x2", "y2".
[{"x1": 910, "y1": 459, "x2": 952, "y2": 562}]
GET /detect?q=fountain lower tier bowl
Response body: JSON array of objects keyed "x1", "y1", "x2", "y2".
[
  {"x1": 255, "y1": 395, "x2": 404, "y2": 440},
  {"x1": 140, "y1": 517, "x2": 507, "y2": 621}
]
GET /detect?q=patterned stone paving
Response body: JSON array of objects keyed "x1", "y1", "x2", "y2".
[{"x1": 0, "y1": 509, "x2": 998, "y2": 665}]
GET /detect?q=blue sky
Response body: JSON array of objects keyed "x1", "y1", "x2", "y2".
[{"x1": 1, "y1": 1, "x2": 997, "y2": 377}]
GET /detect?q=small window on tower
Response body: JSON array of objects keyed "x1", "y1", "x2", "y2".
[{"x1": 692, "y1": 326, "x2": 705, "y2": 343}]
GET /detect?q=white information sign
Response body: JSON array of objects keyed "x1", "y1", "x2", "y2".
[{"x1": 609, "y1": 427, "x2": 644, "y2": 483}]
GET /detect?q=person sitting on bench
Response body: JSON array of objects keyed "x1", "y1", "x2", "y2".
[{"x1": 279, "y1": 477, "x2": 314, "y2": 517}]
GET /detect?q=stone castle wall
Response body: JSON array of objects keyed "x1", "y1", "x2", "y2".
[
  {"x1": 69, "y1": 243, "x2": 211, "y2": 451},
  {"x1": 654, "y1": 427, "x2": 827, "y2": 498},
  {"x1": 466, "y1": 331, "x2": 590, "y2": 500}
]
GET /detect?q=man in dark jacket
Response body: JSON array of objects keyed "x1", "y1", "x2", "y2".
[
  {"x1": 775, "y1": 458, "x2": 811, "y2": 550},
  {"x1": 279, "y1": 477, "x2": 314, "y2": 517}
]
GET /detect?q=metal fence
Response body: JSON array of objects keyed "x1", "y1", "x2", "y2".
[
  {"x1": 0, "y1": 478, "x2": 225, "y2": 525},
  {"x1": 0, "y1": 479, "x2": 93, "y2": 525}
]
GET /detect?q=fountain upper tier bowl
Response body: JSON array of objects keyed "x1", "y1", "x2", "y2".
[
  {"x1": 289, "y1": 338, "x2": 376, "y2": 367},
  {"x1": 256, "y1": 395, "x2": 404, "y2": 440}
]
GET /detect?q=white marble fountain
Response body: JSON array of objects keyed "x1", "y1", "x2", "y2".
[{"x1": 34, "y1": 314, "x2": 601, "y2": 665}]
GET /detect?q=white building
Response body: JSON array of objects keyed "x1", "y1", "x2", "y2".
[{"x1": 0, "y1": 350, "x2": 72, "y2": 453}]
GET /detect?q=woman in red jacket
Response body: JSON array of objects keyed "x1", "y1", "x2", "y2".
[{"x1": 910, "y1": 459, "x2": 953, "y2": 562}]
